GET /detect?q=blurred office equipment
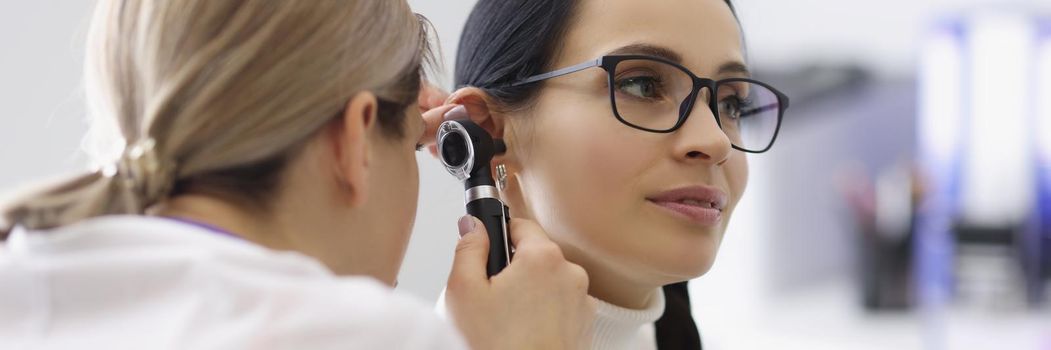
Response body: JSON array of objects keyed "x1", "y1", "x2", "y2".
[{"x1": 917, "y1": 11, "x2": 1051, "y2": 312}]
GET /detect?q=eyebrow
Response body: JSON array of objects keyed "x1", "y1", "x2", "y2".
[
  {"x1": 607, "y1": 43, "x2": 751, "y2": 78},
  {"x1": 608, "y1": 43, "x2": 684, "y2": 64},
  {"x1": 717, "y1": 61, "x2": 751, "y2": 78}
]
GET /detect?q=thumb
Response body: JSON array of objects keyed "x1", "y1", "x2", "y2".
[{"x1": 448, "y1": 216, "x2": 491, "y2": 287}]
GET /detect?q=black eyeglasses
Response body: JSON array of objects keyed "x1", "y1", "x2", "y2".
[{"x1": 494, "y1": 55, "x2": 789, "y2": 154}]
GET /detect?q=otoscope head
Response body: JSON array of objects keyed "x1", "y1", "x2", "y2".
[{"x1": 437, "y1": 120, "x2": 505, "y2": 185}]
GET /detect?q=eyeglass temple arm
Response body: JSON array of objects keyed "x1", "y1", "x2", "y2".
[
  {"x1": 507, "y1": 58, "x2": 603, "y2": 88},
  {"x1": 741, "y1": 103, "x2": 780, "y2": 117}
]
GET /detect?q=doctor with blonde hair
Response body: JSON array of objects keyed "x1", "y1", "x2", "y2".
[{"x1": 0, "y1": 1, "x2": 593, "y2": 349}]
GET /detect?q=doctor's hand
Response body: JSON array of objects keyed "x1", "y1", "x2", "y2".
[
  {"x1": 418, "y1": 81, "x2": 450, "y2": 113},
  {"x1": 417, "y1": 103, "x2": 457, "y2": 158},
  {"x1": 446, "y1": 217, "x2": 595, "y2": 350},
  {"x1": 415, "y1": 81, "x2": 451, "y2": 156}
]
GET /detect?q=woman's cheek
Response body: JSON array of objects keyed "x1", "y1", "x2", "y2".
[
  {"x1": 730, "y1": 155, "x2": 748, "y2": 196},
  {"x1": 533, "y1": 127, "x2": 629, "y2": 226},
  {"x1": 575, "y1": 131, "x2": 652, "y2": 213},
  {"x1": 722, "y1": 153, "x2": 749, "y2": 217}
]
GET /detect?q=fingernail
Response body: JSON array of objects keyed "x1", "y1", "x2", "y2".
[
  {"x1": 457, "y1": 215, "x2": 476, "y2": 238},
  {"x1": 444, "y1": 105, "x2": 468, "y2": 121}
]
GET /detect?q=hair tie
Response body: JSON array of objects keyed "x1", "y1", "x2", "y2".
[{"x1": 109, "y1": 138, "x2": 176, "y2": 211}]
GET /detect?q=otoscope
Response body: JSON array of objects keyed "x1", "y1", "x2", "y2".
[{"x1": 436, "y1": 119, "x2": 512, "y2": 277}]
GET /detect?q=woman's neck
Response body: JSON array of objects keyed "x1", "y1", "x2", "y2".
[
  {"x1": 589, "y1": 275, "x2": 659, "y2": 310},
  {"x1": 559, "y1": 244, "x2": 660, "y2": 310},
  {"x1": 154, "y1": 191, "x2": 392, "y2": 283},
  {"x1": 153, "y1": 194, "x2": 294, "y2": 251}
]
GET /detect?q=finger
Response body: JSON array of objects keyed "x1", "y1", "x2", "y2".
[
  {"x1": 418, "y1": 82, "x2": 451, "y2": 111},
  {"x1": 506, "y1": 219, "x2": 550, "y2": 248},
  {"x1": 448, "y1": 216, "x2": 492, "y2": 287}
]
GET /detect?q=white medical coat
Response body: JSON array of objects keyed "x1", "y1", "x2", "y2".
[{"x1": 0, "y1": 215, "x2": 468, "y2": 350}]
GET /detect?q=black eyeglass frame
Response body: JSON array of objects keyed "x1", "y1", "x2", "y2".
[{"x1": 495, "y1": 55, "x2": 790, "y2": 154}]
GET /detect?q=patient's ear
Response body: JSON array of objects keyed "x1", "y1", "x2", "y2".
[
  {"x1": 445, "y1": 87, "x2": 505, "y2": 139},
  {"x1": 445, "y1": 87, "x2": 521, "y2": 177}
]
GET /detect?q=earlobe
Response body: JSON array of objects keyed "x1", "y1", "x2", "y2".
[{"x1": 333, "y1": 91, "x2": 379, "y2": 207}]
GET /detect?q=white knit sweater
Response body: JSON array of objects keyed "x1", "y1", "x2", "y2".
[
  {"x1": 590, "y1": 289, "x2": 664, "y2": 350},
  {"x1": 435, "y1": 288, "x2": 664, "y2": 350}
]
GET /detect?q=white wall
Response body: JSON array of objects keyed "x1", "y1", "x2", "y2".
[{"x1": 0, "y1": 1, "x2": 95, "y2": 188}]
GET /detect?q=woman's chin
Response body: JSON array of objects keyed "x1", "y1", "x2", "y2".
[
  {"x1": 669, "y1": 234, "x2": 722, "y2": 274},
  {"x1": 613, "y1": 222, "x2": 724, "y2": 283},
  {"x1": 668, "y1": 256, "x2": 717, "y2": 281},
  {"x1": 638, "y1": 246, "x2": 719, "y2": 284}
]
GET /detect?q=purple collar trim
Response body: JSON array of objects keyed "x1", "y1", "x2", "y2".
[{"x1": 162, "y1": 217, "x2": 242, "y2": 240}]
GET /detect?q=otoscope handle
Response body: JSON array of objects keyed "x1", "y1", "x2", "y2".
[{"x1": 466, "y1": 196, "x2": 512, "y2": 277}]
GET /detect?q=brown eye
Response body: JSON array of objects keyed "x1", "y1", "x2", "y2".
[
  {"x1": 718, "y1": 95, "x2": 744, "y2": 119},
  {"x1": 615, "y1": 75, "x2": 664, "y2": 100}
]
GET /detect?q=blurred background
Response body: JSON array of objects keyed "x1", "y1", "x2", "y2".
[{"x1": 2, "y1": 1, "x2": 1049, "y2": 349}]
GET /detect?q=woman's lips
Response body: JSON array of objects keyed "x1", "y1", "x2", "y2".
[
  {"x1": 646, "y1": 186, "x2": 728, "y2": 227},
  {"x1": 648, "y1": 200, "x2": 723, "y2": 226}
]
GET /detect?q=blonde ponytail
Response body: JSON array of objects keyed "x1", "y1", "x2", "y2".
[{"x1": 1, "y1": 0, "x2": 432, "y2": 239}]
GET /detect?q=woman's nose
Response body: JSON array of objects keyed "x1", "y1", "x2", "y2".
[{"x1": 672, "y1": 99, "x2": 732, "y2": 165}]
